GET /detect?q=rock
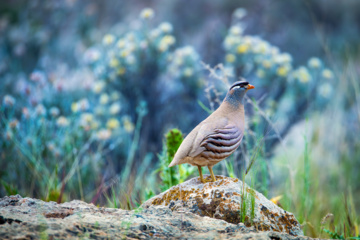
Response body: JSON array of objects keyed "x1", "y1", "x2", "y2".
[
  {"x1": 0, "y1": 194, "x2": 310, "y2": 239},
  {"x1": 142, "y1": 175, "x2": 303, "y2": 236}
]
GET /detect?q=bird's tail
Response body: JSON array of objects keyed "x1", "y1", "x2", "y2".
[
  {"x1": 168, "y1": 159, "x2": 178, "y2": 168},
  {"x1": 168, "y1": 154, "x2": 183, "y2": 167}
]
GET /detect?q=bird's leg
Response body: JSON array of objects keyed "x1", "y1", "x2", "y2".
[
  {"x1": 197, "y1": 166, "x2": 205, "y2": 183},
  {"x1": 208, "y1": 166, "x2": 216, "y2": 182}
]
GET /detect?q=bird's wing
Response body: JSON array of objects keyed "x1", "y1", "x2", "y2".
[{"x1": 189, "y1": 121, "x2": 243, "y2": 159}]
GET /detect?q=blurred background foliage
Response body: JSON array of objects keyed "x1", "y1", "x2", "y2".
[{"x1": 0, "y1": 0, "x2": 359, "y2": 238}]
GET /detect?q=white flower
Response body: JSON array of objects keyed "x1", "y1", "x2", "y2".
[
  {"x1": 30, "y1": 70, "x2": 46, "y2": 83},
  {"x1": 96, "y1": 129, "x2": 112, "y2": 140},
  {"x1": 81, "y1": 113, "x2": 94, "y2": 123},
  {"x1": 109, "y1": 103, "x2": 121, "y2": 115},
  {"x1": 322, "y1": 69, "x2": 334, "y2": 79},
  {"x1": 3, "y1": 95, "x2": 16, "y2": 107},
  {"x1": 158, "y1": 35, "x2": 176, "y2": 52},
  {"x1": 150, "y1": 29, "x2": 161, "y2": 39},
  {"x1": 78, "y1": 99, "x2": 90, "y2": 111},
  {"x1": 140, "y1": 8, "x2": 154, "y2": 20},
  {"x1": 126, "y1": 55, "x2": 136, "y2": 65},
  {"x1": 274, "y1": 53, "x2": 292, "y2": 64},
  {"x1": 223, "y1": 36, "x2": 237, "y2": 50},
  {"x1": 233, "y1": 8, "x2": 247, "y2": 19},
  {"x1": 103, "y1": 34, "x2": 115, "y2": 45},
  {"x1": 183, "y1": 68, "x2": 194, "y2": 77},
  {"x1": 99, "y1": 94, "x2": 109, "y2": 105},
  {"x1": 56, "y1": 116, "x2": 69, "y2": 127},
  {"x1": 35, "y1": 104, "x2": 46, "y2": 116},
  {"x1": 229, "y1": 25, "x2": 243, "y2": 36},
  {"x1": 159, "y1": 22, "x2": 173, "y2": 33},
  {"x1": 117, "y1": 39, "x2": 126, "y2": 48},
  {"x1": 123, "y1": 116, "x2": 135, "y2": 133},
  {"x1": 308, "y1": 57, "x2": 321, "y2": 69},
  {"x1": 181, "y1": 46, "x2": 195, "y2": 56},
  {"x1": 49, "y1": 107, "x2": 60, "y2": 117},
  {"x1": 84, "y1": 48, "x2": 101, "y2": 64},
  {"x1": 318, "y1": 83, "x2": 333, "y2": 98},
  {"x1": 296, "y1": 67, "x2": 312, "y2": 83},
  {"x1": 93, "y1": 81, "x2": 105, "y2": 94}
]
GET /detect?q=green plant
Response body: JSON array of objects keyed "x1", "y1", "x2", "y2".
[
  {"x1": 156, "y1": 128, "x2": 195, "y2": 192},
  {"x1": 156, "y1": 128, "x2": 195, "y2": 191}
]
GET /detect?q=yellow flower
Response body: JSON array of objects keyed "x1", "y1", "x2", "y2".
[
  {"x1": 237, "y1": 44, "x2": 249, "y2": 54},
  {"x1": 106, "y1": 118, "x2": 120, "y2": 130},
  {"x1": 109, "y1": 58, "x2": 119, "y2": 68},
  {"x1": 71, "y1": 102, "x2": 79, "y2": 113},
  {"x1": 140, "y1": 8, "x2": 154, "y2": 19},
  {"x1": 183, "y1": 68, "x2": 193, "y2": 77},
  {"x1": 120, "y1": 50, "x2": 129, "y2": 58},
  {"x1": 225, "y1": 54, "x2": 236, "y2": 63},
  {"x1": 81, "y1": 113, "x2": 93, "y2": 123},
  {"x1": 158, "y1": 35, "x2": 176, "y2": 52},
  {"x1": 117, "y1": 39, "x2": 126, "y2": 48},
  {"x1": 165, "y1": 35, "x2": 176, "y2": 44},
  {"x1": 103, "y1": 34, "x2": 115, "y2": 45},
  {"x1": 277, "y1": 65, "x2": 290, "y2": 77},
  {"x1": 123, "y1": 117, "x2": 135, "y2": 133},
  {"x1": 99, "y1": 94, "x2": 109, "y2": 105},
  {"x1": 322, "y1": 69, "x2": 334, "y2": 79},
  {"x1": 297, "y1": 67, "x2": 311, "y2": 83},
  {"x1": 96, "y1": 129, "x2": 112, "y2": 140},
  {"x1": 93, "y1": 81, "x2": 105, "y2": 94},
  {"x1": 270, "y1": 195, "x2": 283, "y2": 205},
  {"x1": 56, "y1": 116, "x2": 69, "y2": 127}
]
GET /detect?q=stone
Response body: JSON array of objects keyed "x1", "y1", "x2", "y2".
[
  {"x1": 0, "y1": 193, "x2": 310, "y2": 239},
  {"x1": 142, "y1": 175, "x2": 303, "y2": 236}
]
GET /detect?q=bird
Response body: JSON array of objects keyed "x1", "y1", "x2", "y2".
[{"x1": 168, "y1": 80, "x2": 255, "y2": 183}]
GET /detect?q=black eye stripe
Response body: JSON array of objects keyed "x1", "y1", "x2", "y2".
[{"x1": 230, "y1": 81, "x2": 249, "y2": 90}]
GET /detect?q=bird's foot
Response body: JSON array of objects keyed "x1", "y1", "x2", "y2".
[{"x1": 199, "y1": 177, "x2": 205, "y2": 184}]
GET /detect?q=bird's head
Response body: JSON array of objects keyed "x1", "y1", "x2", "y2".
[{"x1": 225, "y1": 80, "x2": 255, "y2": 106}]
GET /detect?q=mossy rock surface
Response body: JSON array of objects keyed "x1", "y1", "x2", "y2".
[
  {"x1": 0, "y1": 190, "x2": 308, "y2": 239},
  {"x1": 142, "y1": 175, "x2": 303, "y2": 236}
]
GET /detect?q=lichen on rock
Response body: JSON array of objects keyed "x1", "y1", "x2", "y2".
[
  {"x1": 142, "y1": 175, "x2": 303, "y2": 236},
  {"x1": 0, "y1": 186, "x2": 307, "y2": 239}
]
